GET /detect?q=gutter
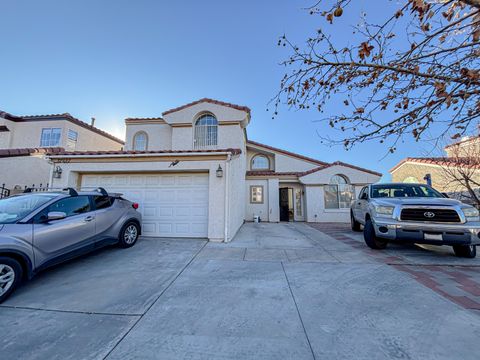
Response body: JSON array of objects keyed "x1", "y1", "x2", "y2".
[{"x1": 47, "y1": 151, "x2": 236, "y2": 160}]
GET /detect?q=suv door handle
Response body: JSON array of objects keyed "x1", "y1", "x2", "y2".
[{"x1": 84, "y1": 216, "x2": 95, "y2": 222}]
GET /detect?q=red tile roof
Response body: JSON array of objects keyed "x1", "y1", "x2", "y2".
[
  {"x1": 15, "y1": 113, "x2": 124, "y2": 145},
  {"x1": 390, "y1": 157, "x2": 480, "y2": 172},
  {"x1": 0, "y1": 125, "x2": 10, "y2": 132},
  {"x1": 0, "y1": 110, "x2": 22, "y2": 121},
  {"x1": 0, "y1": 147, "x2": 64, "y2": 158},
  {"x1": 247, "y1": 140, "x2": 329, "y2": 166},
  {"x1": 302, "y1": 161, "x2": 383, "y2": 177},
  {"x1": 444, "y1": 136, "x2": 478, "y2": 149},
  {"x1": 162, "y1": 98, "x2": 251, "y2": 116},
  {"x1": 125, "y1": 117, "x2": 165, "y2": 122},
  {"x1": 48, "y1": 148, "x2": 242, "y2": 156}
]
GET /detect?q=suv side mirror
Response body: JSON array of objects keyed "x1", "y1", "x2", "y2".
[
  {"x1": 47, "y1": 211, "x2": 67, "y2": 221},
  {"x1": 361, "y1": 193, "x2": 368, "y2": 200}
]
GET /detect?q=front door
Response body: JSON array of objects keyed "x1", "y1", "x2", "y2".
[{"x1": 279, "y1": 188, "x2": 291, "y2": 222}]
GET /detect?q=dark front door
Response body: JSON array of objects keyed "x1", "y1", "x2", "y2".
[{"x1": 279, "y1": 188, "x2": 290, "y2": 222}]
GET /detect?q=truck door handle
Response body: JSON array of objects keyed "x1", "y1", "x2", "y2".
[{"x1": 84, "y1": 216, "x2": 95, "y2": 222}]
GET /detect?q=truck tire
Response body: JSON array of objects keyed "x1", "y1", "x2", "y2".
[
  {"x1": 351, "y1": 211, "x2": 361, "y2": 232},
  {"x1": 363, "y1": 218, "x2": 388, "y2": 250},
  {"x1": 452, "y1": 245, "x2": 476, "y2": 258},
  {"x1": 0, "y1": 257, "x2": 23, "y2": 304}
]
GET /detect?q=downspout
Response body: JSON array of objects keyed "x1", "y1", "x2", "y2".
[
  {"x1": 48, "y1": 159, "x2": 55, "y2": 189},
  {"x1": 224, "y1": 154, "x2": 232, "y2": 242}
]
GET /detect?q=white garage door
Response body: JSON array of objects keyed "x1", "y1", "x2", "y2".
[{"x1": 81, "y1": 173, "x2": 209, "y2": 238}]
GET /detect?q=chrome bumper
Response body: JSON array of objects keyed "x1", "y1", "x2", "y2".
[{"x1": 373, "y1": 219, "x2": 480, "y2": 245}]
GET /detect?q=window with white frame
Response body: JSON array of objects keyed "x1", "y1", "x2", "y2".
[
  {"x1": 250, "y1": 186, "x2": 264, "y2": 204},
  {"x1": 68, "y1": 129, "x2": 78, "y2": 142},
  {"x1": 40, "y1": 128, "x2": 62, "y2": 147},
  {"x1": 194, "y1": 114, "x2": 217, "y2": 148},
  {"x1": 251, "y1": 155, "x2": 270, "y2": 170},
  {"x1": 324, "y1": 174, "x2": 355, "y2": 209},
  {"x1": 133, "y1": 132, "x2": 148, "y2": 151}
]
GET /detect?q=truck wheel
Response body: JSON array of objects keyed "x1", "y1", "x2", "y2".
[
  {"x1": 351, "y1": 212, "x2": 361, "y2": 232},
  {"x1": 452, "y1": 245, "x2": 476, "y2": 258},
  {"x1": 0, "y1": 257, "x2": 23, "y2": 304},
  {"x1": 363, "y1": 219, "x2": 388, "y2": 250}
]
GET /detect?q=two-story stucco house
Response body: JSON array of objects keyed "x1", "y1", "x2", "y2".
[
  {"x1": 48, "y1": 98, "x2": 381, "y2": 242},
  {"x1": 0, "y1": 111, "x2": 124, "y2": 192}
]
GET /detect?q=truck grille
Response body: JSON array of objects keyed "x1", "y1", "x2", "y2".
[{"x1": 400, "y1": 208, "x2": 461, "y2": 223}]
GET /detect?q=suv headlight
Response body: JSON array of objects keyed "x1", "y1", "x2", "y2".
[
  {"x1": 374, "y1": 205, "x2": 395, "y2": 217},
  {"x1": 462, "y1": 207, "x2": 479, "y2": 221}
]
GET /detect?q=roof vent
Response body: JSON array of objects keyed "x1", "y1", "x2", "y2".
[{"x1": 91, "y1": 117, "x2": 96, "y2": 127}]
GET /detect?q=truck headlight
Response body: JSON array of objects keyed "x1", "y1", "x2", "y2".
[
  {"x1": 462, "y1": 207, "x2": 479, "y2": 221},
  {"x1": 374, "y1": 205, "x2": 394, "y2": 217}
]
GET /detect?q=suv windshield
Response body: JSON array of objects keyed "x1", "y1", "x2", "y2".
[
  {"x1": 371, "y1": 184, "x2": 444, "y2": 198},
  {"x1": 0, "y1": 194, "x2": 57, "y2": 224}
]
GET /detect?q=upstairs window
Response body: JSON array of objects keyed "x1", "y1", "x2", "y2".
[
  {"x1": 68, "y1": 129, "x2": 78, "y2": 142},
  {"x1": 40, "y1": 128, "x2": 62, "y2": 147},
  {"x1": 194, "y1": 114, "x2": 217, "y2": 148},
  {"x1": 133, "y1": 132, "x2": 148, "y2": 151},
  {"x1": 251, "y1": 155, "x2": 270, "y2": 170},
  {"x1": 324, "y1": 174, "x2": 355, "y2": 209}
]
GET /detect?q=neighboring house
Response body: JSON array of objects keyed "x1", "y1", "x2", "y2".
[
  {"x1": 0, "y1": 111, "x2": 124, "y2": 191},
  {"x1": 48, "y1": 98, "x2": 382, "y2": 242},
  {"x1": 391, "y1": 135, "x2": 480, "y2": 201}
]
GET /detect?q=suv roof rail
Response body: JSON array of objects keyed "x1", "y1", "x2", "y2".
[
  {"x1": 23, "y1": 187, "x2": 78, "y2": 197},
  {"x1": 96, "y1": 187, "x2": 109, "y2": 196}
]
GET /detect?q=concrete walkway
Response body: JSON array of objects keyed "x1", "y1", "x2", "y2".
[{"x1": 2, "y1": 223, "x2": 480, "y2": 359}]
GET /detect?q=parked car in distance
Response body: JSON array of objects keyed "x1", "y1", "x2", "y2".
[
  {"x1": 0, "y1": 187, "x2": 142, "y2": 303},
  {"x1": 350, "y1": 183, "x2": 480, "y2": 258}
]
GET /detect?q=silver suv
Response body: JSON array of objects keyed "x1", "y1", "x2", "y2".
[
  {"x1": 0, "y1": 188, "x2": 142, "y2": 303},
  {"x1": 350, "y1": 183, "x2": 480, "y2": 258}
]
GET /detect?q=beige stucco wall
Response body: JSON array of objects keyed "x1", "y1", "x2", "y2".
[
  {"x1": 246, "y1": 147, "x2": 320, "y2": 172},
  {"x1": 125, "y1": 123, "x2": 172, "y2": 151},
  {"x1": 0, "y1": 155, "x2": 51, "y2": 190},
  {"x1": 163, "y1": 102, "x2": 248, "y2": 126},
  {"x1": 245, "y1": 179, "x2": 269, "y2": 222},
  {"x1": 390, "y1": 161, "x2": 480, "y2": 193},
  {"x1": 0, "y1": 119, "x2": 122, "y2": 151},
  {"x1": 301, "y1": 164, "x2": 381, "y2": 223}
]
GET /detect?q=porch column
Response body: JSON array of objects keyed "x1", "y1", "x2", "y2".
[{"x1": 268, "y1": 178, "x2": 279, "y2": 222}]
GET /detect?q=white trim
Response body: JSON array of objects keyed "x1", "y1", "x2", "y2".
[{"x1": 48, "y1": 151, "x2": 236, "y2": 159}]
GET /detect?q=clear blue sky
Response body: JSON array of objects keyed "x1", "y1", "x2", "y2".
[{"x1": 0, "y1": 0, "x2": 438, "y2": 177}]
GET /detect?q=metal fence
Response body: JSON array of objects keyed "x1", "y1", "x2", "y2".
[{"x1": 0, "y1": 184, "x2": 10, "y2": 199}]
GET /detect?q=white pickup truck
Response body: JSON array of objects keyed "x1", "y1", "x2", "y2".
[{"x1": 350, "y1": 183, "x2": 480, "y2": 258}]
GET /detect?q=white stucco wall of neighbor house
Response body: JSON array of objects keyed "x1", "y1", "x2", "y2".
[
  {"x1": 4, "y1": 120, "x2": 123, "y2": 151},
  {"x1": 0, "y1": 155, "x2": 51, "y2": 190},
  {"x1": 49, "y1": 155, "x2": 242, "y2": 242},
  {"x1": 301, "y1": 164, "x2": 381, "y2": 222},
  {"x1": 0, "y1": 118, "x2": 15, "y2": 149},
  {"x1": 125, "y1": 123, "x2": 172, "y2": 151}
]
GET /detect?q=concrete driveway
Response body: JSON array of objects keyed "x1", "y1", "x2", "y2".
[{"x1": 1, "y1": 223, "x2": 480, "y2": 359}]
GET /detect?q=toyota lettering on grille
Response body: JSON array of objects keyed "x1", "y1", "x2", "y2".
[{"x1": 423, "y1": 211, "x2": 435, "y2": 218}]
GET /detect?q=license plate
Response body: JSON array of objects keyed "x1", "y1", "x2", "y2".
[{"x1": 424, "y1": 233, "x2": 443, "y2": 241}]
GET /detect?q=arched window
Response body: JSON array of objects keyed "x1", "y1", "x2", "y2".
[
  {"x1": 133, "y1": 132, "x2": 148, "y2": 151},
  {"x1": 194, "y1": 114, "x2": 218, "y2": 148},
  {"x1": 324, "y1": 174, "x2": 355, "y2": 209},
  {"x1": 251, "y1": 155, "x2": 270, "y2": 170}
]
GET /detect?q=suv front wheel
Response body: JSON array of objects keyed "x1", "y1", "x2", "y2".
[
  {"x1": 363, "y1": 218, "x2": 388, "y2": 250},
  {"x1": 0, "y1": 257, "x2": 23, "y2": 303},
  {"x1": 452, "y1": 245, "x2": 476, "y2": 258}
]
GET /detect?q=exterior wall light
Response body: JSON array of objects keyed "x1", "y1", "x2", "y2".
[
  {"x1": 216, "y1": 165, "x2": 223, "y2": 178},
  {"x1": 53, "y1": 166, "x2": 63, "y2": 179}
]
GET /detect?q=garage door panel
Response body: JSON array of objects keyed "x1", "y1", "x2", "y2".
[{"x1": 82, "y1": 173, "x2": 209, "y2": 238}]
